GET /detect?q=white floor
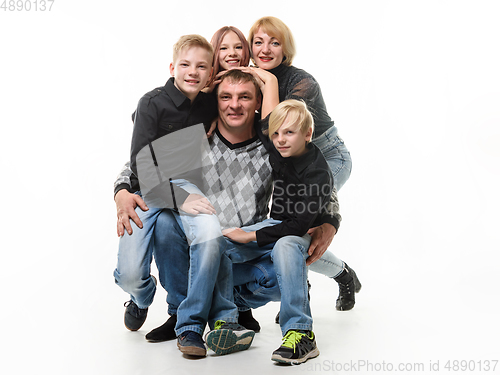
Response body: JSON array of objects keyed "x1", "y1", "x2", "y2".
[{"x1": 5, "y1": 173, "x2": 499, "y2": 375}]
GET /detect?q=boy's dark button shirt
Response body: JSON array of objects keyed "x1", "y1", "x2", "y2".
[
  {"x1": 129, "y1": 77, "x2": 217, "y2": 207},
  {"x1": 256, "y1": 125, "x2": 335, "y2": 246}
]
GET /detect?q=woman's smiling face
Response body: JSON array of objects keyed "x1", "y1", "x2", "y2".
[{"x1": 251, "y1": 28, "x2": 284, "y2": 70}]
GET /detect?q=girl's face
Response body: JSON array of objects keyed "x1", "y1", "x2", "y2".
[
  {"x1": 218, "y1": 31, "x2": 244, "y2": 71},
  {"x1": 252, "y1": 28, "x2": 284, "y2": 70}
]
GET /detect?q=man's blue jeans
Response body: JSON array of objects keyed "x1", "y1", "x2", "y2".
[
  {"x1": 114, "y1": 203, "x2": 162, "y2": 309},
  {"x1": 171, "y1": 209, "x2": 234, "y2": 337}
]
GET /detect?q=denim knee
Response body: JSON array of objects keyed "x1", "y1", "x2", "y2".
[
  {"x1": 273, "y1": 236, "x2": 309, "y2": 259},
  {"x1": 114, "y1": 268, "x2": 148, "y2": 291},
  {"x1": 179, "y1": 212, "x2": 223, "y2": 246}
]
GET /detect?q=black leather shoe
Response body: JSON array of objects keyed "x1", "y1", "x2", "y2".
[{"x1": 124, "y1": 301, "x2": 148, "y2": 331}]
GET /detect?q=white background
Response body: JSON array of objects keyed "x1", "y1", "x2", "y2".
[{"x1": 1, "y1": 1, "x2": 499, "y2": 374}]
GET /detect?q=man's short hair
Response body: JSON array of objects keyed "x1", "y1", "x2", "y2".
[
  {"x1": 173, "y1": 34, "x2": 214, "y2": 65},
  {"x1": 268, "y1": 99, "x2": 314, "y2": 142},
  {"x1": 217, "y1": 69, "x2": 262, "y2": 99}
]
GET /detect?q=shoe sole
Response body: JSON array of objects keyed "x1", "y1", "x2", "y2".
[
  {"x1": 271, "y1": 347, "x2": 320, "y2": 365},
  {"x1": 177, "y1": 342, "x2": 206, "y2": 357},
  {"x1": 205, "y1": 328, "x2": 255, "y2": 355}
]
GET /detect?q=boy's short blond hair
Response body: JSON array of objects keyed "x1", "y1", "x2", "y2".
[
  {"x1": 269, "y1": 99, "x2": 314, "y2": 142},
  {"x1": 173, "y1": 34, "x2": 214, "y2": 65}
]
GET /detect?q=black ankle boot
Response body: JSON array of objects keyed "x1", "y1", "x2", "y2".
[
  {"x1": 238, "y1": 309, "x2": 261, "y2": 332},
  {"x1": 334, "y1": 264, "x2": 362, "y2": 311}
]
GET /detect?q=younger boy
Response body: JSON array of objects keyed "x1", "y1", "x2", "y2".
[
  {"x1": 114, "y1": 34, "x2": 229, "y2": 356},
  {"x1": 209, "y1": 99, "x2": 340, "y2": 364}
]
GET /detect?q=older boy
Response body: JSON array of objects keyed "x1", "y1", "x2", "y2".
[{"x1": 114, "y1": 34, "x2": 232, "y2": 356}]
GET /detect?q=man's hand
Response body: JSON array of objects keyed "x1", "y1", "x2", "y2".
[
  {"x1": 115, "y1": 189, "x2": 149, "y2": 237},
  {"x1": 306, "y1": 223, "x2": 337, "y2": 265},
  {"x1": 222, "y1": 228, "x2": 256, "y2": 243},
  {"x1": 179, "y1": 194, "x2": 216, "y2": 215}
]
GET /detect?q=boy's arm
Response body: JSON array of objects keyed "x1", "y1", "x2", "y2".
[
  {"x1": 131, "y1": 94, "x2": 192, "y2": 209},
  {"x1": 255, "y1": 168, "x2": 334, "y2": 247},
  {"x1": 130, "y1": 96, "x2": 159, "y2": 178},
  {"x1": 222, "y1": 228, "x2": 257, "y2": 243}
]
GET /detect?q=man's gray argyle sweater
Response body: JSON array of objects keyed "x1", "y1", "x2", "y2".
[{"x1": 114, "y1": 123, "x2": 341, "y2": 230}]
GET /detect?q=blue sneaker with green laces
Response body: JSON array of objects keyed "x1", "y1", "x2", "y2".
[
  {"x1": 204, "y1": 320, "x2": 255, "y2": 355},
  {"x1": 271, "y1": 330, "x2": 320, "y2": 365}
]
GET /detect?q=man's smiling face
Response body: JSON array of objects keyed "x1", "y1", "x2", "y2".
[{"x1": 217, "y1": 79, "x2": 261, "y2": 131}]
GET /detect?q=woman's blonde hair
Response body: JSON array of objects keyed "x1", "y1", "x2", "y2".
[
  {"x1": 269, "y1": 99, "x2": 314, "y2": 142},
  {"x1": 248, "y1": 16, "x2": 296, "y2": 66}
]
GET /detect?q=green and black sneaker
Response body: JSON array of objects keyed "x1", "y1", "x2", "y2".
[
  {"x1": 205, "y1": 320, "x2": 255, "y2": 355},
  {"x1": 271, "y1": 330, "x2": 320, "y2": 365}
]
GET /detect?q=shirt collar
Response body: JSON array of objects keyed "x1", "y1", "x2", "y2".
[
  {"x1": 289, "y1": 143, "x2": 315, "y2": 173},
  {"x1": 165, "y1": 77, "x2": 191, "y2": 108}
]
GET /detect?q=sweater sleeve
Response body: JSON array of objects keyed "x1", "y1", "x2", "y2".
[
  {"x1": 114, "y1": 162, "x2": 135, "y2": 196},
  {"x1": 284, "y1": 74, "x2": 321, "y2": 111}
]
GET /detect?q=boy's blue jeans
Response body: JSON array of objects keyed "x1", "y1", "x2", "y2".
[{"x1": 224, "y1": 219, "x2": 345, "y2": 335}]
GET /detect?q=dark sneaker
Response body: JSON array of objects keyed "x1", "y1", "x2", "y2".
[
  {"x1": 124, "y1": 301, "x2": 148, "y2": 331},
  {"x1": 271, "y1": 330, "x2": 320, "y2": 365},
  {"x1": 238, "y1": 310, "x2": 261, "y2": 332},
  {"x1": 145, "y1": 315, "x2": 177, "y2": 342},
  {"x1": 205, "y1": 320, "x2": 255, "y2": 355},
  {"x1": 177, "y1": 331, "x2": 206, "y2": 357},
  {"x1": 334, "y1": 264, "x2": 362, "y2": 311}
]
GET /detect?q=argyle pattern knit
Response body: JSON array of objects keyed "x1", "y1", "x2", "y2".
[{"x1": 114, "y1": 128, "x2": 273, "y2": 230}]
